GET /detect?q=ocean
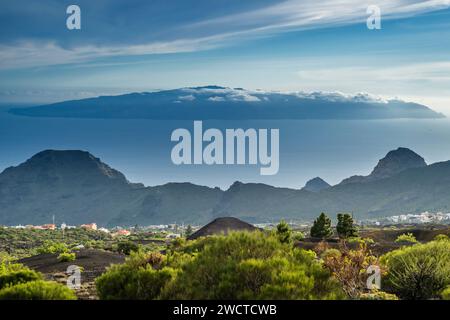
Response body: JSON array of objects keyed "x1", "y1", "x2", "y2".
[{"x1": 1, "y1": 104, "x2": 450, "y2": 189}]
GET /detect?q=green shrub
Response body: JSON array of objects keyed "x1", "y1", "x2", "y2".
[
  {"x1": 320, "y1": 248, "x2": 341, "y2": 260},
  {"x1": 0, "y1": 280, "x2": 77, "y2": 300},
  {"x1": 275, "y1": 220, "x2": 292, "y2": 244},
  {"x1": 97, "y1": 232, "x2": 344, "y2": 300},
  {"x1": 0, "y1": 262, "x2": 26, "y2": 274},
  {"x1": 293, "y1": 232, "x2": 305, "y2": 242},
  {"x1": 37, "y1": 241, "x2": 69, "y2": 254},
  {"x1": 394, "y1": 233, "x2": 418, "y2": 244},
  {"x1": 381, "y1": 240, "x2": 450, "y2": 299},
  {"x1": 160, "y1": 232, "x2": 344, "y2": 300},
  {"x1": 359, "y1": 290, "x2": 399, "y2": 300},
  {"x1": 441, "y1": 286, "x2": 450, "y2": 300},
  {"x1": 434, "y1": 234, "x2": 449, "y2": 242},
  {"x1": 347, "y1": 237, "x2": 374, "y2": 245},
  {"x1": 0, "y1": 252, "x2": 15, "y2": 264},
  {"x1": 96, "y1": 251, "x2": 175, "y2": 300},
  {"x1": 170, "y1": 237, "x2": 186, "y2": 249},
  {"x1": 116, "y1": 241, "x2": 139, "y2": 255},
  {"x1": 57, "y1": 252, "x2": 76, "y2": 262},
  {"x1": 0, "y1": 263, "x2": 42, "y2": 290},
  {"x1": 83, "y1": 240, "x2": 106, "y2": 250}
]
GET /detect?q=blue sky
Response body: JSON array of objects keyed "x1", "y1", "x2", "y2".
[{"x1": 2, "y1": 0, "x2": 450, "y2": 114}]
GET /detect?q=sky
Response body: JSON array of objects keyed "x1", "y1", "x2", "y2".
[{"x1": 1, "y1": 0, "x2": 450, "y2": 114}]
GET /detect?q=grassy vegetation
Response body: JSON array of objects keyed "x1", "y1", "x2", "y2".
[
  {"x1": 57, "y1": 252, "x2": 76, "y2": 262},
  {"x1": 0, "y1": 280, "x2": 77, "y2": 300},
  {"x1": 395, "y1": 233, "x2": 418, "y2": 244},
  {"x1": 0, "y1": 261, "x2": 76, "y2": 300},
  {"x1": 381, "y1": 239, "x2": 450, "y2": 299},
  {"x1": 1, "y1": 215, "x2": 449, "y2": 300},
  {"x1": 97, "y1": 232, "x2": 345, "y2": 300},
  {"x1": 0, "y1": 227, "x2": 111, "y2": 259},
  {"x1": 0, "y1": 262, "x2": 42, "y2": 290},
  {"x1": 0, "y1": 227, "x2": 166, "y2": 260},
  {"x1": 442, "y1": 286, "x2": 450, "y2": 300}
]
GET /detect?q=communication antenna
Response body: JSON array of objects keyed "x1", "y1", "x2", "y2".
[{"x1": 61, "y1": 223, "x2": 67, "y2": 239}]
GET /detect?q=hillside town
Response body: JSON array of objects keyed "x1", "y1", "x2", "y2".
[
  {"x1": 362, "y1": 211, "x2": 450, "y2": 226},
  {"x1": 2, "y1": 222, "x2": 192, "y2": 239}
]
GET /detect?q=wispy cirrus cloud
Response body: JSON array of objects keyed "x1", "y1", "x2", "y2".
[
  {"x1": 190, "y1": 0, "x2": 450, "y2": 32},
  {"x1": 294, "y1": 60, "x2": 450, "y2": 115},
  {"x1": 0, "y1": 36, "x2": 222, "y2": 70},
  {"x1": 296, "y1": 61, "x2": 450, "y2": 87},
  {"x1": 1, "y1": 0, "x2": 450, "y2": 69}
]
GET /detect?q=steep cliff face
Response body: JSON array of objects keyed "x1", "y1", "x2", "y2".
[
  {"x1": 369, "y1": 147, "x2": 426, "y2": 179},
  {"x1": 339, "y1": 147, "x2": 426, "y2": 185},
  {"x1": 302, "y1": 177, "x2": 331, "y2": 192}
]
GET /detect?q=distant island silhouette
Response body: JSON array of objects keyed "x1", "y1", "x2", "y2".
[{"x1": 9, "y1": 86, "x2": 444, "y2": 120}]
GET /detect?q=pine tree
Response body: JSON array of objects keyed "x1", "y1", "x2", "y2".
[
  {"x1": 185, "y1": 225, "x2": 193, "y2": 238},
  {"x1": 310, "y1": 212, "x2": 333, "y2": 238},
  {"x1": 336, "y1": 213, "x2": 358, "y2": 239},
  {"x1": 276, "y1": 220, "x2": 292, "y2": 244}
]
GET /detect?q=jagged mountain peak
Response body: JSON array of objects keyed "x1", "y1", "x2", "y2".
[
  {"x1": 27, "y1": 149, "x2": 98, "y2": 165},
  {"x1": 339, "y1": 147, "x2": 427, "y2": 185},
  {"x1": 369, "y1": 147, "x2": 427, "y2": 179},
  {"x1": 228, "y1": 181, "x2": 244, "y2": 189},
  {"x1": 302, "y1": 177, "x2": 331, "y2": 192},
  {"x1": 1, "y1": 149, "x2": 129, "y2": 183},
  {"x1": 1, "y1": 148, "x2": 450, "y2": 226}
]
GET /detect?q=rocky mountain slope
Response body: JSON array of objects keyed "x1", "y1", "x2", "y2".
[
  {"x1": 0, "y1": 150, "x2": 147, "y2": 225},
  {"x1": 1, "y1": 148, "x2": 450, "y2": 226},
  {"x1": 302, "y1": 177, "x2": 331, "y2": 192},
  {"x1": 340, "y1": 147, "x2": 427, "y2": 185}
]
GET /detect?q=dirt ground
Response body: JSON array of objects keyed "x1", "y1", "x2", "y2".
[
  {"x1": 359, "y1": 226, "x2": 450, "y2": 243},
  {"x1": 297, "y1": 226, "x2": 450, "y2": 256},
  {"x1": 19, "y1": 249, "x2": 125, "y2": 299}
]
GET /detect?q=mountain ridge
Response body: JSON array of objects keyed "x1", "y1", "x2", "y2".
[
  {"x1": 1, "y1": 148, "x2": 450, "y2": 226},
  {"x1": 339, "y1": 147, "x2": 427, "y2": 185},
  {"x1": 302, "y1": 177, "x2": 331, "y2": 192}
]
